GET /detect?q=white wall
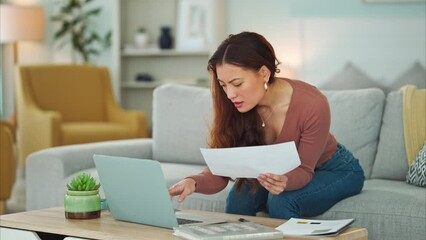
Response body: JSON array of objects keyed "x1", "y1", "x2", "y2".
[
  {"x1": 226, "y1": 0, "x2": 425, "y2": 87},
  {"x1": 1, "y1": 0, "x2": 425, "y2": 118}
]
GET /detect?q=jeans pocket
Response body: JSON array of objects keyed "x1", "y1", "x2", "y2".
[{"x1": 317, "y1": 143, "x2": 363, "y2": 172}]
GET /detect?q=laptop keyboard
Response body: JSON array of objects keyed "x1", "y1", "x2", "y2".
[{"x1": 177, "y1": 218, "x2": 202, "y2": 225}]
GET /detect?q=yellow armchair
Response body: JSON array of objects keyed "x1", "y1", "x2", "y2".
[
  {"x1": 16, "y1": 64, "x2": 148, "y2": 164},
  {"x1": 0, "y1": 120, "x2": 17, "y2": 214}
]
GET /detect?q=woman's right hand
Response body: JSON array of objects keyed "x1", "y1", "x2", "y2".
[{"x1": 168, "y1": 178, "x2": 196, "y2": 203}]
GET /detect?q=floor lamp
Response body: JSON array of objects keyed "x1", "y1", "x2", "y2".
[{"x1": 0, "y1": 4, "x2": 45, "y2": 125}]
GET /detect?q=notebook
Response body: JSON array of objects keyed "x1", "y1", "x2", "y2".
[{"x1": 93, "y1": 154, "x2": 226, "y2": 229}]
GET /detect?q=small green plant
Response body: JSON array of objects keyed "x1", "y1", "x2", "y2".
[{"x1": 67, "y1": 173, "x2": 100, "y2": 191}]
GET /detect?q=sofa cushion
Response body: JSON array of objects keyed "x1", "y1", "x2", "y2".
[
  {"x1": 314, "y1": 179, "x2": 426, "y2": 240},
  {"x1": 152, "y1": 84, "x2": 212, "y2": 165},
  {"x1": 406, "y1": 141, "x2": 426, "y2": 187},
  {"x1": 322, "y1": 88, "x2": 385, "y2": 178},
  {"x1": 371, "y1": 91, "x2": 409, "y2": 180}
]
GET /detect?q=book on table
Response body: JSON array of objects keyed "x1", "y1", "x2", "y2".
[
  {"x1": 276, "y1": 217, "x2": 355, "y2": 237},
  {"x1": 173, "y1": 221, "x2": 284, "y2": 240}
]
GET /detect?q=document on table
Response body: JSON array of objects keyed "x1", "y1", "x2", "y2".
[
  {"x1": 200, "y1": 141, "x2": 301, "y2": 179},
  {"x1": 276, "y1": 218, "x2": 355, "y2": 236}
]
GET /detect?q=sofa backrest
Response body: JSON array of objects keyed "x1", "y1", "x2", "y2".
[
  {"x1": 322, "y1": 89, "x2": 386, "y2": 178},
  {"x1": 152, "y1": 84, "x2": 212, "y2": 165},
  {"x1": 152, "y1": 84, "x2": 386, "y2": 178}
]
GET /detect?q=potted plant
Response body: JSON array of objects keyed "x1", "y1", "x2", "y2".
[
  {"x1": 51, "y1": 0, "x2": 112, "y2": 63},
  {"x1": 64, "y1": 173, "x2": 101, "y2": 219},
  {"x1": 134, "y1": 27, "x2": 149, "y2": 48}
]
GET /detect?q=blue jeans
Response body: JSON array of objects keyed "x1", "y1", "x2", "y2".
[{"x1": 225, "y1": 143, "x2": 365, "y2": 219}]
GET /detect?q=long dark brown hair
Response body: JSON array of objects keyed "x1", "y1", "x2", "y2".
[{"x1": 207, "y1": 32, "x2": 281, "y2": 191}]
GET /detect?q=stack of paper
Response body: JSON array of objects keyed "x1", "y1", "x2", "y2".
[
  {"x1": 173, "y1": 221, "x2": 284, "y2": 240},
  {"x1": 276, "y1": 218, "x2": 355, "y2": 236}
]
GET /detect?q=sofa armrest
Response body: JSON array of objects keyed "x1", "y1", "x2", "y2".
[{"x1": 26, "y1": 138, "x2": 153, "y2": 210}]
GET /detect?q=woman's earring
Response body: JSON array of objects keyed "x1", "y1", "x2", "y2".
[{"x1": 264, "y1": 82, "x2": 268, "y2": 92}]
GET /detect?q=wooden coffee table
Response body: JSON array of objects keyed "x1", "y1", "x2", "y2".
[{"x1": 0, "y1": 207, "x2": 367, "y2": 240}]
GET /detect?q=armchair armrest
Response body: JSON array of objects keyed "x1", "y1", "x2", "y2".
[
  {"x1": 107, "y1": 106, "x2": 148, "y2": 138},
  {"x1": 17, "y1": 91, "x2": 63, "y2": 164},
  {"x1": 103, "y1": 69, "x2": 148, "y2": 138},
  {"x1": 0, "y1": 120, "x2": 16, "y2": 142},
  {"x1": 26, "y1": 138, "x2": 153, "y2": 210},
  {"x1": 30, "y1": 109, "x2": 62, "y2": 144},
  {"x1": 0, "y1": 120, "x2": 17, "y2": 201}
]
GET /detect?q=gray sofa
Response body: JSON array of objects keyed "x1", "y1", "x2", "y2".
[{"x1": 26, "y1": 84, "x2": 425, "y2": 240}]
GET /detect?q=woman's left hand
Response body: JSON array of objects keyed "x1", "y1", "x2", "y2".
[{"x1": 257, "y1": 173, "x2": 288, "y2": 195}]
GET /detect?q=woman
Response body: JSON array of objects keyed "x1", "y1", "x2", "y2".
[{"x1": 169, "y1": 32, "x2": 364, "y2": 219}]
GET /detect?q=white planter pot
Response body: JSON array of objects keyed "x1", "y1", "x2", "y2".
[{"x1": 134, "y1": 33, "x2": 149, "y2": 48}]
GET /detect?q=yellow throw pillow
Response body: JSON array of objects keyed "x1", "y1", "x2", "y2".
[{"x1": 401, "y1": 85, "x2": 426, "y2": 166}]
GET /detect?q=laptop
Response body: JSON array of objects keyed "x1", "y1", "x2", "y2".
[{"x1": 93, "y1": 154, "x2": 227, "y2": 229}]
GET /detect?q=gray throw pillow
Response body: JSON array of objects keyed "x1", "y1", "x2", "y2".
[
  {"x1": 319, "y1": 62, "x2": 381, "y2": 90},
  {"x1": 388, "y1": 62, "x2": 426, "y2": 93},
  {"x1": 406, "y1": 141, "x2": 426, "y2": 188}
]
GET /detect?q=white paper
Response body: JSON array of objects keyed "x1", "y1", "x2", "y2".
[
  {"x1": 276, "y1": 218, "x2": 355, "y2": 236},
  {"x1": 200, "y1": 142, "x2": 301, "y2": 179}
]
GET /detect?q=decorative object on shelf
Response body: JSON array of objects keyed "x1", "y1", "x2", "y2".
[
  {"x1": 159, "y1": 26, "x2": 173, "y2": 49},
  {"x1": 196, "y1": 78, "x2": 209, "y2": 86},
  {"x1": 136, "y1": 73, "x2": 154, "y2": 82},
  {"x1": 64, "y1": 173, "x2": 101, "y2": 219},
  {"x1": 176, "y1": 0, "x2": 212, "y2": 51},
  {"x1": 51, "y1": 0, "x2": 112, "y2": 63},
  {"x1": 134, "y1": 27, "x2": 149, "y2": 48}
]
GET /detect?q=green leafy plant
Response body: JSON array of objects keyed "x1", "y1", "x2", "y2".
[
  {"x1": 67, "y1": 173, "x2": 100, "y2": 191},
  {"x1": 51, "y1": 0, "x2": 111, "y2": 63},
  {"x1": 137, "y1": 27, "x2": 146, "y2": 33}
]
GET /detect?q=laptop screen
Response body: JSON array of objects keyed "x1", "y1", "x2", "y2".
[{"x1": 94, "y1": 154, "x2": 180, "y2": 228}]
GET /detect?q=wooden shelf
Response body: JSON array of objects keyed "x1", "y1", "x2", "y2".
[
  {"x1": 114, "y1": 0, "x2": 225, "y2": 130},
  {"x1": 121, "y1": 47, "x2": 210, "y2": 57},
  {"x1": 121, "y1": 79, "x2": 210, "y2": 89},
  {"x1": 121, "y1": 81, "x2": 162, "y2": 89}
]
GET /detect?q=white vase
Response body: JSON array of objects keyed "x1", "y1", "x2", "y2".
[{"x1": 134, "y1": 32, "x2": 149, "y2": 48}]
